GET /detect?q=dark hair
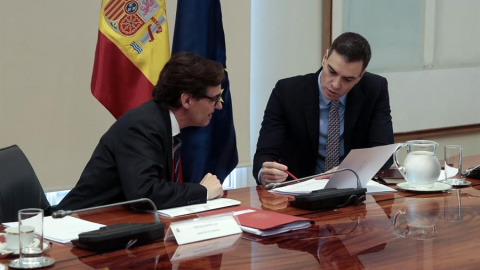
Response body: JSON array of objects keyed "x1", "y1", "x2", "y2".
[
  {"x1": 328, "y1": 32, "x2": 371, "y2": 70},
  {"x1": 152, "y1": 52, "x2": 225, "y2": 108}
]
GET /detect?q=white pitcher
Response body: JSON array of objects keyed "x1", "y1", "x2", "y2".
[{"x1": 393, "y1": 140, "x2": 441, "y2": 189}]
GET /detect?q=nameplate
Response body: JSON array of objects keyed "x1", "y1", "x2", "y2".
[{"x1": 164, "y1": 214, "x2": 241, "y2": 245}]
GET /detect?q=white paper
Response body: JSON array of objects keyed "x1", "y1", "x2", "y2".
[
  {"x1": 165, "y1": 214, "x2": 242, "y2": 245},
  {"x1": 3, "y1": 216, "x2": 104, "y2": 244},
  {"x1": 270, "y1": 179, "x2": 396, "y2": 195},
  {"x1": 365, "y1": 180, "x2": 397, "y2": 194},
  {"x1": 158, "y1": 198, "x2": 241, "y2": 217},
  {"x1": 325, "y1": 144, "x2": 400, "y2": 189},
  {"x1": 270, "y1": 179, "x2": 328, "y2": 195}
]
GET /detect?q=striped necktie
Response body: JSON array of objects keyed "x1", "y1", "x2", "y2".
[
  {"x1": 325, "y1": 100, "x2": 340, "y2": 171},
  {"x1": 172, "y1": 135, "x2": 183, "y2": 183}
]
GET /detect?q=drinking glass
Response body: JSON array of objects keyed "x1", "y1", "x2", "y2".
[
  {"x1": 444, "y1": 145, "x2": 464, "y2": 185},
  {"x1": 9, "y1": 208, "x2": 55, "y2": 269}
]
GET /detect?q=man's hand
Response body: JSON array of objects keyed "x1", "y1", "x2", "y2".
[
  {"x1": 200, "y1": 173, "x2": 223, "y2": 200},
  {"x1": 260, "y1": 161, "x2": 289, "y2": 185}
]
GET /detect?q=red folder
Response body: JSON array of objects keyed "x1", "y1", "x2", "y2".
[{"x1": 198, "y1": 206, "x2": 312, "y2": 234}]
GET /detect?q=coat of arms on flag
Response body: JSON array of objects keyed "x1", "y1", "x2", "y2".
[
  {"x1": 103, "y1": 0, "x2": 167, "y2": 54},
  {"x1": 91, "y1": 0, "x2": 170, "y2": 119}
]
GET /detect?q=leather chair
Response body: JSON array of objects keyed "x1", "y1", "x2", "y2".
[{"x1": 0, "y1": 145, "x2": 50, "y2": 223}]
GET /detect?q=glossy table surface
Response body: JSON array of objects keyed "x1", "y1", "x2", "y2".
[{"x1": 1, "y1": 156, "x2": 480, "y2": 269}]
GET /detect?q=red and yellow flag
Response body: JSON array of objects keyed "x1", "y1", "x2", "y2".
[{"x1": 91, "y1": 0, "x2": 170, "y2": 119}]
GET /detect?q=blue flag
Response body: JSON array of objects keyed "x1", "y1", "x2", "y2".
[{"x1": 172, "y1": 0, "x2": 238, "y2": 183}]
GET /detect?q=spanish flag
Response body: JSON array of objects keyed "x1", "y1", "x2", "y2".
[{"x1": 91, "y1": 0, "x2": 170, "y2": 119}]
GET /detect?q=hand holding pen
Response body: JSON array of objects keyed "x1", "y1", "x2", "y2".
[{"x1": 260, "y1": 161, "x2": 297, "y2": 185}]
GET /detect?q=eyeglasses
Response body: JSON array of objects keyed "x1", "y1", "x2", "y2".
[{"x1": 198, "y1": 94, "x2": 222, "y2": 106}]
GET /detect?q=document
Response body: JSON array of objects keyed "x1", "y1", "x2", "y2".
[
  {"x1": 158, "y1": 198, "x2": 241, "y2": 218},
  {"x1": 198, "y1": 206, "x2": 313, "y2": 237},
  {"x1": 269, "y1": 144, "x2": 400, "y2": 195},
  {"x1": 270, "y1": 179, "x2": 396, "y2": 195},
  {"x1": 325, "y1": 144, "x2": 401, "y2": 189},
  {"x1": 366, "y1": 180, "x2": 398, "y2": 194},
  {"x1": 3, "y1": 216, "x2": 104, "y2": 244}
]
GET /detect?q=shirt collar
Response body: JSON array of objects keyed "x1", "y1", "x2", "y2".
[
  {"x1": 169, "y1": 110, "x2": 180, "y2": 137},
  {"x1": 318, "y1": 70, "x2": 347, "y2": 106}
]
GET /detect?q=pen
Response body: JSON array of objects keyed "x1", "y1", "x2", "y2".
[
  {"x1": 285, "y1": 170, "x2": 298, "y2": 180},
  {"x1": 273, "y1": 161, "x2": 297, "y2": 179}
]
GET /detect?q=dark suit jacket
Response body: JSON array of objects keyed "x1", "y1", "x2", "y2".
[
  {"x1": 57, "y1": 101, "x2": 207, "y2": 211},
  {"x1": 253, "y1": 69, "x2": 394, "y2": 184}
]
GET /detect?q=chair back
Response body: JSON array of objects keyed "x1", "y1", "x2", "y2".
[{"x1": 0, "y1": 145, "x2": 50, "y2": 223}]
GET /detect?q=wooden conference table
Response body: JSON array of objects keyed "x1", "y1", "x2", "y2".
[{"x1": 1, "y1": 156, "x2": 480, "y2": 269}]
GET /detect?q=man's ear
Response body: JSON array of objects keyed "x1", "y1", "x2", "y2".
[
  {"x1": 181, "y1": 93, "x2": 191, "y2": 109},
  {"x1": 358, "y1": 70, "x2": 366, "y2": 80},
  {"x1": 322, "y1": 49, "x2": 329, "y2": 66},
  {"x1": 324, "y1": 49, "x2": 329, "y2": 60}
]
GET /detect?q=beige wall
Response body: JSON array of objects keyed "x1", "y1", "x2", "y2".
[
  {"x1": 410, "y1": 134, "x2": 480, "y2": 165},
  {"x1": 0, "y1": 1, "x2": 110, "y2": 191}
]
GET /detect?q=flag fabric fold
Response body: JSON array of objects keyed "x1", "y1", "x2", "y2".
[
  {"x1": 172, "y1": 0, "x2": 238, "y2": 183},
  {"x1": 91, "y1": 0, "x2": 170, "y2": 119}
]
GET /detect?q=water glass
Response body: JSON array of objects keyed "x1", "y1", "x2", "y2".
[
  {"x1": 444, "y1": 145, "x2": 463, "y2": 185},
  {"x1": 9, "y1": 208, "x2": 55, "y2": 269}
]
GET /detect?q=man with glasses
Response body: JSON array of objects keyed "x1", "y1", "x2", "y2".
[
  {"x1": 56, "y1": 52, "x2": 225, "y2": 211},
  {"x1": 253, "y1": 32, "x2": 394, "y2": 186}
]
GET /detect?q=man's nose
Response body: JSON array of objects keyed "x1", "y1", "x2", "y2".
[{"x1": 331, "y1": 77, "x2": 341, "y2": 89}]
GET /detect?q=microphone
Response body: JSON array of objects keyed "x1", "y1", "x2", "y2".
[
  {"x1": 265, "y1": 168, "x2": 367, "y2": 210},
  {"x1": 53, "y1": 198, "x2": 165, "y2": 253},
  {"x1": 52, "y1": 198, "x2": 161, "y2": 223},
  {"x1": 264, "y1": 168, "x2": 362, "y2": 190}
]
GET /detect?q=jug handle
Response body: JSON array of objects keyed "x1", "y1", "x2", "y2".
[
  {"x1": 393, "y1": 143, "x2": 407, "y2": 177},
  {"x1": 392, "y1": 210, "x2": 408, "y2": 237}
]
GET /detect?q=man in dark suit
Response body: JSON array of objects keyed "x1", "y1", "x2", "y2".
[
  {"x1": 57, "y1": 52, "x2": 225, "y2": 211},
  {"x1": 253, "y1": 32, "x2": 394, "y2": 185}
]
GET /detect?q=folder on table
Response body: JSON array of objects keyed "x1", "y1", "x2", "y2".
[{"x1": 198, "y1": 206, "x2": 313, "y2": 237}]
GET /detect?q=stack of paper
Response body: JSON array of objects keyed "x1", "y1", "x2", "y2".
[
  {"x1": 325, "y1": 144, "x2": 401, "y2": 189},
  {"x1": 158, "y1": 198, "x2": 241, "y2": 218},
  {"x1": 269, "y1": 144, "x2": 400, "y2": 196},
  {"x1": 270, "y1": 179, "x2": 396, "y2": 195},
  {"x1": 199, "y1": 206, "x2": 313, "y2": 237},
  {"x1": 43, "y1": 216, "x2": 104, "y2": 243},
  {"x1": 3, "y1": 216, "x2": 104, "y2": 244}
]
